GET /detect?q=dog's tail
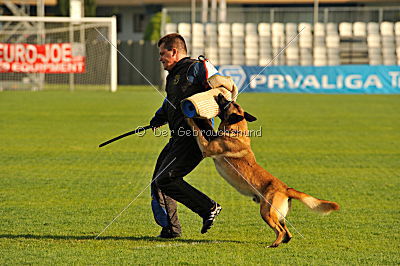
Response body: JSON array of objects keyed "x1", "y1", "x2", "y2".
[{"x1": 287, "y1": 188, "x2": 340, "y2": 214}]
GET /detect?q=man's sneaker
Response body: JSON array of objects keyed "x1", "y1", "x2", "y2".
[
  {"x1": 157, "y1": 227, "x2": 181, "y2": 239},
  {"x1": 201, "y1": 203, "x2": 222, "y2": 234}
]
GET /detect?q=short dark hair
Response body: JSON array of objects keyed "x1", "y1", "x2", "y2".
[{"x1": 158, "y1": 33, "x2": 187, "y2": 53}]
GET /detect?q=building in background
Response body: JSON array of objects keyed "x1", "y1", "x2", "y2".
[
  {"x1": 95, "y1": 0, "x2": 400, "y2": 41},
  {"x1": 1, "y1": 0, "x2": 399, "y2": 41}
]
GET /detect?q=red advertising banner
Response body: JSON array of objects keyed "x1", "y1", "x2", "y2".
[{"x1": 0, "y1": 43, "x2": 85, "y2": 73}]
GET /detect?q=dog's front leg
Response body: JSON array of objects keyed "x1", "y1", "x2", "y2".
[
  {"x1": 186, "y1": 118, "x2": 210, "y2": 154},
  {"x1": 186, "y1": 118, "x2": 225, "y2": 158}
]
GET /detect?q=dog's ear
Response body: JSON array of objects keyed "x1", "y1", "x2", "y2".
[
  {"x1": 216, "y1": 93, "x2": 232, "y2": 107},
  {"x1": 216, "y1": 93, "x2": 226, "y2": 105},
  {"x1": 244, "y1": 112, "x2": 257, "y2": 122},
  {"x1": 227, "y1": 113, "x2": 245, "y2": 124}
]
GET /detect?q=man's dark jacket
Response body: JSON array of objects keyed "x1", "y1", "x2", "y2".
[{"x1": 150, "y1": 57, "x2": 210, "y2": 136}]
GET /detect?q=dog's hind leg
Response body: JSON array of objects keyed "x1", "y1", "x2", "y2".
[
  {"x1": 281, "y1": 199, "x2": 292, "y2": 243},
  {"x1": 260, "y1": 195, "x2": 287, "y2": 248}
]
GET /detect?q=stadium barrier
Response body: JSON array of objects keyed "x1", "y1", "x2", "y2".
[
  {"x1": 217, "y1": 65, "x2": 400, "y2": 94},
  {"x1": 117, "y1": 40, "x2": 160, "y2": 86}
]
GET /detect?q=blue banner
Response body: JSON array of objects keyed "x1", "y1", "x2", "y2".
[{"x1": 217, "y1": 65, "x2": 400, "y2": 94}]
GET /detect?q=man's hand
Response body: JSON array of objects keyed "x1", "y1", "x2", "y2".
[{"x1": 150, "y1": 116, "x2": 166, "y2": 130}]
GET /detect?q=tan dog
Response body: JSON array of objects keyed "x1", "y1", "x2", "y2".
[{"x1": 187, "y1": 94, "x2": 339, "y2": 248}]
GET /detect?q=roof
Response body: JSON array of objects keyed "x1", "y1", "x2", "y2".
[
  {"x1": 95, "y1": 0, "x2": 398, "y2": 6},
  {"x1": 5, "y1": 0, "x2": 56, "y2": 5}
]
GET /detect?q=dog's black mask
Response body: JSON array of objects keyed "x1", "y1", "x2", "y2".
[
  {"x1": 227, "y1": 113, "x2": 245, "y2": 124},
  {"x1": 227, "y1": 112, "x2": 257, "y2": 124},
  {"x1": 215, "y1": 93, "x2": 257, "y2": 124}
]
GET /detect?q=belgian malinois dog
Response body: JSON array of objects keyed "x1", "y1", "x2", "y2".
[{"x1": 187, "y1": 94, "x2": 339, "y2": 247}]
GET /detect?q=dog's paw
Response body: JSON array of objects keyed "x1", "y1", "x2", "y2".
[{"x1": 282, "y1": 235, "x2": 292, "y2": 244}]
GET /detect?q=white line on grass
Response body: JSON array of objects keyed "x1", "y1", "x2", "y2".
[
  {"x1": 95, "y1": 157, "x2": 176, "y2": 239},
  {"x1": 94, "y1": 28, "x2": 176, "y2": 110}
]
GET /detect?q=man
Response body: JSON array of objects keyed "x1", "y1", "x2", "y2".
[{"x1": 149, "y1": 33, "x2": 221, "y2": 238}]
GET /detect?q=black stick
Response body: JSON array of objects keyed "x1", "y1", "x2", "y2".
[{"x1": 99, "y1": 125, "x2": 152, "y2": 148}]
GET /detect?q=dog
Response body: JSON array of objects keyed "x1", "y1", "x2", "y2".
[{"x1": 186, "y1": 94, "x2": 340, "y2": 248}]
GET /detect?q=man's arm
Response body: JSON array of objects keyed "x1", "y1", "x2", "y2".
[
  {"x1": 187, "y1": 58, "x2": 219, "y2": 91},
  {"x1": 186, "y1": 58, "x2": 220, "y2": 137},
  {"x1": 188, "y1": 58, "x2": 238, "y2": 101},
  {"x1": 150, "y1": 99, "x2": 168, "y2": 128}
]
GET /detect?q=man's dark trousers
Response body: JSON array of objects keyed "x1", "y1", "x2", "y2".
[{"x1": 151, "y1": 134, "x2": 216, "y2": 235}]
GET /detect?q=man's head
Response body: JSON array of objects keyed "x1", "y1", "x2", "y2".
[{"x1": 158, "y1": 33, "x2": 187, "y2": 71}]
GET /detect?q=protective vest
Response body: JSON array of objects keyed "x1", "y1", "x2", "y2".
[{"x1": 164, "y1": 57, "x2": 209, "y2": 135}]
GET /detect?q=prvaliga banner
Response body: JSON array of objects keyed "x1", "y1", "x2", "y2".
[
  {"x1": 0, "y1": 43, "x2": 85, "y2": 73},
  {"x1": 217, "y1": 65, "x2": 400, "y2": 94}
]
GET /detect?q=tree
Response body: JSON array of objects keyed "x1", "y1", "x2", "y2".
[
  {"x1": 58, "y1": 0, "x2": 69, "y2": 16},
  {"x1": 84, "y1": 0, "x2": 96, "y2": 17},
  {"x1": 144, "y1": 12, "x2": 171, "y2": 41},
  {"x1": 58, "y1": 0, "x2": 96, "y2": 17}
]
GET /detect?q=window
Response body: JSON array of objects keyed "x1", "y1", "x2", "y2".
[{"x1": 133, "y1": 13, "x2": 145, "y2": 33}]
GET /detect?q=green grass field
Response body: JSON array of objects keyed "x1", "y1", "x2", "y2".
[{"x1": 1, "y1": 86, "x2": 399, "y2": 264}]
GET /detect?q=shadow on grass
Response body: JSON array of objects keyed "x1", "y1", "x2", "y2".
[{"x1": 0, "y1": 234, "x2": 244, "y2": 244}]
